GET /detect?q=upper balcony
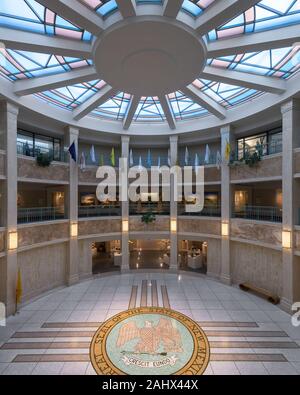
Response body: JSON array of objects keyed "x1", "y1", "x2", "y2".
[{"x1": 231, "y1": 131, "x2": 282, "y2": 183}]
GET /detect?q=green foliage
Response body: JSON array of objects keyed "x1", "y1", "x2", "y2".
[
  {"x1": 141, "y1": 212, "x2": 156, "y2": 225},
  {"x1": 36, "y1": 153, "x2": 52, "y2": 167},
  {"x1": 229, "y1": 144, "x2": 263, "y2": 168}
]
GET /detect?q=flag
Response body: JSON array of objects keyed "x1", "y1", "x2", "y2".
[
  {"x1": 185, "y1": 146, "x2": 189, "y2": 166},
  {"x1": 157, "y1": 156, "x2": 161, "y2": 167},
  {"x1": 194, "y1": 153, "x2": 199, "y2": 169},
  {"x1": 225, "y1": 141, "x2": 231, "y2": 162},
  {"x1": 216, "y1": 150, "x2": 222, "y2": 169},
  {"x1": 68, "y1": 141, "x2": 77, "y2": 163},
  {"x1": 16, "y1": 268, "x2": 22, "y2": 307},
  {"x1": 204, "y1": 144, "x2": 211, "y2": 164},
  {"x1": 100, "y1": 153, "x2": 104, "y2": 167},
  {"x1": 129, "y1": 149, "x2": 134, "y2": 167},
  {"x1": 147, "y1": 149, "x2": 152, "y2": 168},
  {"x1": 80, "y1": 152, "x2": 86, "y2": 171},
  {"x1": 110, "y1": 147, "x2": 115, "y2": 167},
  {"x1": 167, "y1": 149, "x2": 171, "y2": 167},
  {"x1": 90, "y1": 145, "x2": 96, "y2": 164},
  {"x1": 138, "y1": 156, "x2": 142, "y2": 169}
]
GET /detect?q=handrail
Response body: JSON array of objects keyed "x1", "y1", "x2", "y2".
[
  {"x1": 78, "y1": 205, "x2": 121, "y2": 218},
  {"x1": 178, "y1": 204, "x2": 221, "y2": 217},
  {"x1": 18, "y1": 206, "x2": 65, "y2": 224},
  {"x1": 233, "y1": 205, "x2": 282, "y2": 223}
]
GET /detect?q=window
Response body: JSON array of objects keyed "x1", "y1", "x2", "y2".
[
  {"x1": 17, "y1": 130, "x2": 62, "y2": 161},
  {"x1": 237, "y1": 129, "x2": 282, "y2": 160}
]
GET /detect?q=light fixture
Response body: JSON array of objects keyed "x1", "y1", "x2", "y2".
[
  {"x1": 70, "y1": 222, "x2": 78, "y2": 238},
  {"x1": 8, "y1": 231, "x2": 18, "y2": 250},
  {"x1": 171, "y1": 219, "x2": 177, "y2": 233},
  {"x1": 122, "y1": 220, "x2": 129, "y2": 232},
  {"x1": 222, "y1": 222, "x2": 229, "y2": 237},
  {"x1": 282, "y1": 230, "x2": 292, "y2": 249}
]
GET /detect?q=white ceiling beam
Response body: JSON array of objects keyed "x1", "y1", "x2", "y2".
[
  {"x1": 207, "y1": 25, "x2": 300, "y2": 58},
  {"x1": 163, "y1": 0, "x2": 184, "y2": 18},
  {"x1": 159, "y1": 95, "x2": 176, "y2": 130},
  {"x1": 201, "y1": 66, "x2": 286, "y2": 94},
  {"x1": 182, "y1": 85, "x2": 226, "y2": 120},
  {"x1": 35, "y1": 0, "x2": 104, "y2": 36},
  {"x1": 73, "y1": 85, "x2": 118, "y2": 121},
  {"x1": 0, "y1": 27, "x2": 92, "y2": 58},
  {"x1": 123, "y1": 95, "x2": 140, "y2": 130},
  {"x1": 14, "y1": 66, "x2": 98, "y2": 96},
  {"x1": 115, "y1": 0, "x2": 136, "y2": 18},
  {"x1": 196, "y1": 0, "x2": 261, "y2": 36}
]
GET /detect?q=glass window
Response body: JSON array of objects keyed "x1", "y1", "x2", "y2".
[
  {"x1": 17, "y1": 129, "x2": 62, "y2": 161},
  {"x1": 269, "y1": 132, "x2": 282, "y2": 155},
  {"x1": 17, "y1": 131, "x2": 34, "y2": 157}
]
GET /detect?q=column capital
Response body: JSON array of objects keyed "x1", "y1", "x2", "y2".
[
  {"x1": 65, "y1": 126, "x2": 79, "y2": 137},
  {"x1": 220, "y1": 124, "x2": 234, "y2": 137},
  {"x1": 121, "y1": 135, "x2": 130, "y2": 144},
  {"x1": 0, "y1": 101, "x2": 19, "y2": 116},
  {"x1": 169, "y1": 135, "x2": 178, "y2": 144},
  {"x1": 281, "y1": 99, "x2": 300, "y2": 115}
]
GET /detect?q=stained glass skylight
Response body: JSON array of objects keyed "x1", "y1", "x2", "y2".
[{"x1": 0, "y1": 0, "x2": 299, "y2": 129}]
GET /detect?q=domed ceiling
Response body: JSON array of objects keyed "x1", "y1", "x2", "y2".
[{"x1": 0, "y1": 0, "x2": 299, "y2": 130}]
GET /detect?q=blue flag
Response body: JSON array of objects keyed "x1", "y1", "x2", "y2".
[
  {"x1": 147, "y1": 149, "x2": 152, "y2": 168},
  {"x1": 68, "y1": 141, "x2": 77, "y2": 163}
]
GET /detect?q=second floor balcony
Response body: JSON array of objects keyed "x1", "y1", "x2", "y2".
[
  {"x1": 78, "y1": 204, "x2": 121, "y2": 218},
  {"x1": 18, "y1": 206, "x2": 65, "y2": 224},
  {"x1": 233, "y1": 205, "x2": 282, "y2": 223}
]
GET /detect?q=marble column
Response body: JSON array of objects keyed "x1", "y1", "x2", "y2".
[
  {"x1": 169, "y1": 136, "x2": 178, "y2": 271},
  {"x1": 281, "y1": 100, "x2": 300, "y2": 312},
  {"x1": 65, "y1": 126, "x2": 79, "y2": 285},
  {"x1": 220, "y1": 125, "x2": 234, "y2": 285},
  {"x1": 0, "y1": 101, "x2": 19, "y2": 316},
  {"x1": 121, "y1": 136, "x2": 130, "y2": 271}
]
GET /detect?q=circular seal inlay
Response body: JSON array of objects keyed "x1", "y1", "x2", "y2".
[{"x1": 90, "y1": 307, "x2": 210, "y2": 375}]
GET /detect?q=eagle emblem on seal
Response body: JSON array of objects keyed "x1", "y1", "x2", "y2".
[{"x1": 116, "y1": 317, "x2": 183, "y2": 355}]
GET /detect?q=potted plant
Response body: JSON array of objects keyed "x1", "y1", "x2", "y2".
[
  {"x1": 141, "y1": 211, "x2": 156, "y2": 225},
  {"x1": 36, "y1": 152, "x2": 52, "y2": 167}
]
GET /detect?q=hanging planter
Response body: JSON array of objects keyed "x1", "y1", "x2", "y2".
[
  {"x1": 229, "y1": 144, "x2": 263, "y2": 168},
  {"x1": 36, "y1": 153, "x2": 52, "y2": 167},
  {"x1": 141, "y1": 212, "x2": 156, "y2": 225}
]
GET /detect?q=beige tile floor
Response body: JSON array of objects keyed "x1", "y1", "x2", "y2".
[{"x1": 0, "y1": 272, "x2": 300, "y2": 375}]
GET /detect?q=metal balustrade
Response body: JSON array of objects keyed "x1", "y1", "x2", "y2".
[
  {"x1": 178, "y1": 204, "x2": 221, "y2": 217},
  {"x1": 78, "y1": 205, "x2": 121, "y2": 218},
  {"x1": 233, "y1": 205, "x2": 282, "y2": 223},
  {"x1": 129, "y1": 203, "x2": 170, "y2": 215},
  {"x1": 17, "y1": 141, "x2": 68, "y2": 162},
  {"x1": 18, "y1": 206, "x2": 65, "y2": 224}
]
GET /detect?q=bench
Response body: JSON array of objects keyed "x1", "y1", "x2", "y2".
[{"x1": 239, "y1": 283, "x2": 280, "y2": 305}]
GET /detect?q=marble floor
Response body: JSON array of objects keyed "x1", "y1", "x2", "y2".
[{"x1": 0, "y1": 272, "x2": 300, "y2": 375}]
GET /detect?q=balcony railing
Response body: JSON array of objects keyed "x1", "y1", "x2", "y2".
[
  {"x1": 78, "y1": 205, "x2": 121, "y2": 218},
  {"x1": 18, "y1": 206, "x2": 65, "y2": 224},
  {"x1": 233, "y1": 206, "x2": 282, "y2": 223},
  {"x1": 130, "y1": 203, "x2": 170, "y2": 215},
  {"x1": 17, "y1": 141, "x2": 67, "y2": 162},
  {"x1": 178, "y1": 204, "x2": 221, "y2": 217},
  {"x1": 236, "y1": 141, "x2": 282, "y2": 161}
]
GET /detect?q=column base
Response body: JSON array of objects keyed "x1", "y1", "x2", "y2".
[
  {"x1": 5, "y1": 302, "x2": 16, "y2": 318},
  {"x1": 67, "y1": 274, "x2": 80, "y2": 286},
  {"x1": 280, "y1": 297, "x2": 293, "y2": 315},
  {"x1": 220, "y1": 274, "x2": 232, "y2": 286}
]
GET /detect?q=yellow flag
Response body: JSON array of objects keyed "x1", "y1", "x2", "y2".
[
  {"x1": 16, "y1": 268, "x2": 22, "y2": 305},
  {"x1": 100, "y1": 153, "x2": 104, "y2": 167},
  {"x1": 110, "y1": 147, "x2": 115, "y2": 167},
  {"x1": 225, "y1": 141, "x2": 231, "y2": 161}
]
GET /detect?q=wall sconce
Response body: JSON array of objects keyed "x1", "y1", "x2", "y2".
[
  {"x1": 122, "y1": 220, "x2": 129, "y2": 233},
  {"x1": 8, "y1": 231, "x2": 18, "y2": 250},
  {"x1": 222, "y1": 222, "x2": 229, "y2": 237},
  {"x1": 171, "y1": 219, "x2": 177, "y2": 233},
  {"x1": 70, "y1": 222, "x2": 78, "y2": 238},
  {"x1": 282, "y1": 230, "x2": 292, "y2": 249}
]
